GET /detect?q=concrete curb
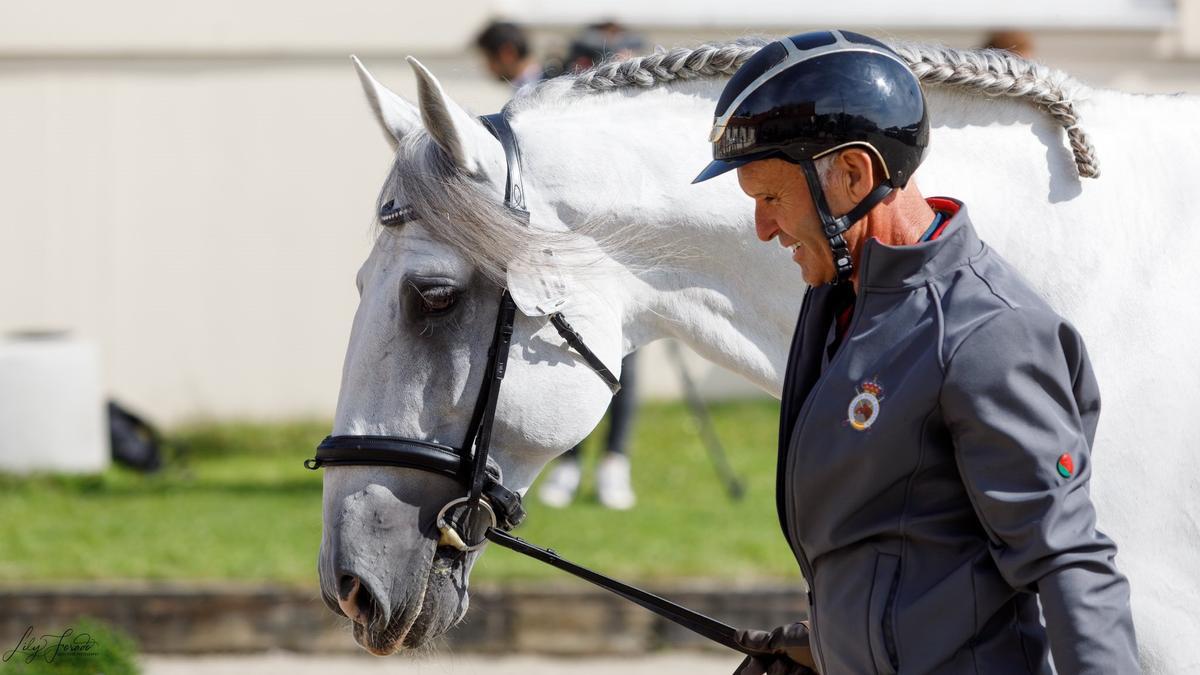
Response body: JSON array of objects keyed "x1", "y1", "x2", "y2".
[{"x1": 0, "y1": 582, "x2": 808, "y2": 655}]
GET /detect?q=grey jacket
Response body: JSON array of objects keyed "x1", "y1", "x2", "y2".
[{"x1": 777, "y1": 199, "x2": 1138, "y2": 674}]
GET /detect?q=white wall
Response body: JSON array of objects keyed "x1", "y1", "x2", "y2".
[
  {"x1": 2, "y1": 2, "x2": 1197, "y2": 423},
  {"x1": 501, "y1": 0, "x2": 1176, "y2": 29},
  {"x1": 0, "y1": 0, "x2": 492, "y2": 53},
  {"x1": 0, "y1": 54, "x2": 513, "y2": 423}
]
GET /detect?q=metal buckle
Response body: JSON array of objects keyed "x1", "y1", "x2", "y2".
[{"x1": 435, "y1": 497, "x2": 497, "y2": 552}]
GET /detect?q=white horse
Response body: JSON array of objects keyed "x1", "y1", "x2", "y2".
[{"x1": 316, "y1": 38, "x2": 1200, "y2": 672}]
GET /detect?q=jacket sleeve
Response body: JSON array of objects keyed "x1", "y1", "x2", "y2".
[{"x1": 940, "y1": 307, "x2": 1139, "y2": 674}]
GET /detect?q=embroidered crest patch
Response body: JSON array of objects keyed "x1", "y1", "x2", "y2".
[
  {"x1": 847, "y1": 379, "x2": 884, "y2": 431},
  {"x1": 1057, "y1": 453, "x2": 1074, "y2": 479}
]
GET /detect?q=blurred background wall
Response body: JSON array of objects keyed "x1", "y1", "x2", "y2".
[{"x1": 2, "y1": 0, "x2": 1197, "y2": 423}]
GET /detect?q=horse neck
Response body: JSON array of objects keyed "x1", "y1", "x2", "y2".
[{"x1": 515, "y1": 85, "x2": 802, "y2": 395}]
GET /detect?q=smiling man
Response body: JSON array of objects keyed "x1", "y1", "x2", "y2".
[{"x1": 694, "y1": 30, "x2": 1138, "y2": 675}]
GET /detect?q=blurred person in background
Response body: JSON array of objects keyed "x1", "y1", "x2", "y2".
[
  {"x1": 537, "y1": 21, "x2": 646, "y2": 511},
  {"x1": 542, "y1": 20, "x2": 646, "y2": 78},
  {"x1": 562, "y1": 21, "x2": 647, "y2": 72},
  {"x1": 695, "y1": 30, "x2": 1137, "y2": 675},
  {"x1": 984, "y1": 29, "x2": 1035, "y2": 58},
  {"x1": 475, "y1": 21, "x2": 544, "y2": 89}
]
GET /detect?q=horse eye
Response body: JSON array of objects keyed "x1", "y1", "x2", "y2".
[{"x1": 413, "y1": 285, "x2": 458, "y2": 316}]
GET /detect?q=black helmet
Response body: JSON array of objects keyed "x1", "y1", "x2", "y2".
[{"x1": 694, "y1": 30, "x2": 930, "y2": 285}]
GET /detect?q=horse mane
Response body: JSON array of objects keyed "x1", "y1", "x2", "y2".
[
  {"x1": 390, "y1": 37, "x2": 1100, "y2": 287},
  {"x1": 522, "y1": 37, "x2": 1098, "y2": 178}
]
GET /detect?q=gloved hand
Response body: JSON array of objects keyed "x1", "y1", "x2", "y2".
[{"x1": 732, "y1": 622, "x2": 817, "y2": 675}]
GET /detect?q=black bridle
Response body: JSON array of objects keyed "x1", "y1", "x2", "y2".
[{"x1": 306, "y1": 112, "x2": 769, "y2": 657}]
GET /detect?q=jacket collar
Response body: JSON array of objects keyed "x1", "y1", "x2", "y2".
[{"x1": 856, "y1": 197, "x2": 983, "y2": 290}]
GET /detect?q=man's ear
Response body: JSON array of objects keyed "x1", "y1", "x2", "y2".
[{"x1": 838, "y1": 148, "x2": 879, "y2": 203}]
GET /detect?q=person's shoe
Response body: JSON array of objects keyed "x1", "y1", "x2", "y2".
[
  {"x1": 538, "y1": 459, "x2": 581, "y2": 508},
  {"x1": 596, "y1": 453, "x2": 636, "y2": 510}
]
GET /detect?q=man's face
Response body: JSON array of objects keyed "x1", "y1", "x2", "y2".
[{"x1": 736, "y1": 159, "x2": 835, "y2": 286}]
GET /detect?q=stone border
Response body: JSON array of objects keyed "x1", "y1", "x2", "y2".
[{"x1": 0, "y1": 582, "x2": 808, "y2": 655}]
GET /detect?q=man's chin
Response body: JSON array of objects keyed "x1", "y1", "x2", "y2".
[{"x1": 794, "y1": 260, "x2": 834, "y2": 288}]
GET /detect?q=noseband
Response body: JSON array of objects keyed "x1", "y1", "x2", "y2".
[{"x1": 306, "y1": 112, "x2": 768, "y2": 656}]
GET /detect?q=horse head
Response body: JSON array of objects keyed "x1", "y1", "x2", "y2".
[{"x1": 314, "y1": 57, "x2": 630, "y2": 654}]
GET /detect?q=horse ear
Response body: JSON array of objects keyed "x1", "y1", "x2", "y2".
[
  {"x1": 408, "y1": 56, "x2": 492, "y2": 175},
  {"x1": 352, "y1": 55, "x2": 420, "y2": 151}
]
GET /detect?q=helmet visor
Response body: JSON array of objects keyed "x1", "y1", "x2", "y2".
[{"x1": 691, "y1": 149, "x2": 782, "y2": 184}]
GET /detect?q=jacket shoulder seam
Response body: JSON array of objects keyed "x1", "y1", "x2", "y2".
[
  {"x1": 929, "y1": 282, "x2": 948, "y2": 375},
  {"x1": 966, "y1": 249, "x2": 1019, "y2": 310}
]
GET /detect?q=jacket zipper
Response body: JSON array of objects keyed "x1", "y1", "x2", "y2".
[{"x1": 782, "y1": 259, "x2": 873, "y2": 674}]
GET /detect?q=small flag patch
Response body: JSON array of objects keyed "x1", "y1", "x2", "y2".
[{"x1": 1056, "y1": 453, "x2": 1074, "y2": 479}]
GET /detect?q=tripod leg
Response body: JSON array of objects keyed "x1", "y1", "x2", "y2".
[{"x1": 665, "y1": 341, "x2": 745, "y2": 501}]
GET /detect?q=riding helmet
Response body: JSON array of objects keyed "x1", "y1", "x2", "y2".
[{"x1": 694, "y1": 30, "x2": 930, "y2": 285}]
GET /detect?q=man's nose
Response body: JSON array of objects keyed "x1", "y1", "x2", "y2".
[{"x1": 754, "y1": 210, "x2": 777, "y2": 242}]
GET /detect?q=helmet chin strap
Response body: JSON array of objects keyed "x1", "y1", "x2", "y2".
[{"x1": 800, "y1": 160, "x2": 894, "y2": 286}]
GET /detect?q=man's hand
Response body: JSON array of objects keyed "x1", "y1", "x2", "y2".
[{"x1": 733, "y1": 622, "x2": 817, "y2": 675}]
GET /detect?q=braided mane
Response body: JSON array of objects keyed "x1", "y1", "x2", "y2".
[{"x1": 533, "y1": 37, "x2": 1098, "y2": 178}]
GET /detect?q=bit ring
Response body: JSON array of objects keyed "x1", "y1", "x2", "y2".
[{"x1": 435, "y1": 497, "x2": 496, "y2": 552}]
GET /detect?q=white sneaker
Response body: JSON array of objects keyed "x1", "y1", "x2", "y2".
[
  {"x1": 596, "y1": 454, "x2": 636, "y2": 510},
  {"x1": 538, "y1": 459, "x2": 581, "y2": 508}
]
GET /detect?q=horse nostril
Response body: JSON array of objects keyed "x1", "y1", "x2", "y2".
[
  {"x1": 337, "y1": 574, "x2": 375, "y2": 627},
  {"x1": 338, "y1": 574, "x2": 358, "y2": 601}
]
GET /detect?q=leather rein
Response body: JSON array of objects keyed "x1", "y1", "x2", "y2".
[{"x1": 305, "y1": 111, "x2": 768, "y2": 657}]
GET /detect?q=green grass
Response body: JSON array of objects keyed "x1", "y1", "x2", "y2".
[{"x1": 0, "y1": 400, "x2": 801, "y2": 586}]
